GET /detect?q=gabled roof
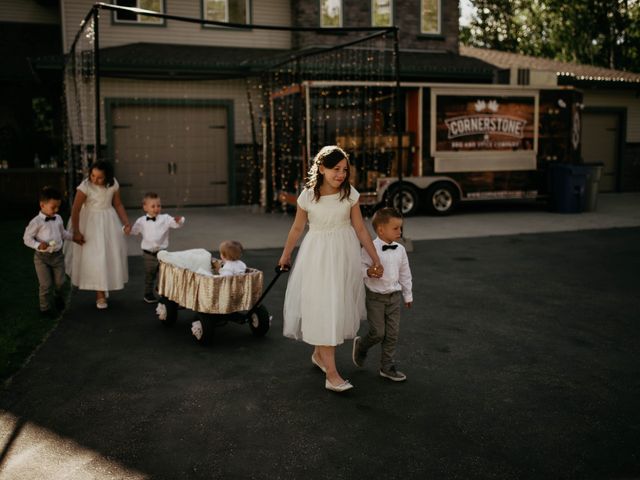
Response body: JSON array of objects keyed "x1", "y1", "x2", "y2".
[
  {"x1": 34, "y1": 42, "x2": 496, "y2": 82},
  {"x1": 460, "y1": 45, "x2": 640, "y2": 86}
]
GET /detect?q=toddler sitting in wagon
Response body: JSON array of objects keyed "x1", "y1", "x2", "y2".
[
  {"x1": 154, "y1": 243, "x2": 267, "y2": 343},
  {"x1": 212, "y1": 240, "x2": 247, "y2": 276}
]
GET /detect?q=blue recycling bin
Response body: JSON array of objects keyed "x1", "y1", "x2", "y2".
[{"x1": 548, "y1": 163, "x2": 588, "y2": 213}]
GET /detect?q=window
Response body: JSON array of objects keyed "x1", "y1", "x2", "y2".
[
  {"x1": 113, "y1": 0, "x2": 164, "y2": 25},
  {"x1": 320, "y1": 0, "x2": 342, "y2": 28},
  {"x1": 372, "y1": 0, "x2": 393, "y2": 27},
  {"x1": 203, "y1": 0, "x2": 250, "y2": 24},
  {"x1": 420, "y1": 0, "x2": 440, "y2": 34}
]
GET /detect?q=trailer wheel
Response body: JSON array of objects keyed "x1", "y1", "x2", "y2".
[
  {"x1": 389, "y1": 184, "x2": 420, "y2": 216},
  {"x1": 161, "y1": 298, "x2": 179, "y2": 326},
  {"x1": 426, "y1": 183, "x2": 457, "y2": 216},
  {"x1": 249, "y1": 305, "x2": 271, "y2": 337}
]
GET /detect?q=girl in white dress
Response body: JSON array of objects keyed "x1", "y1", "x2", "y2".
[
  {"x1": 67, "y1": 161, "x2": 131, "y2": 309},
  {"x1": 278, "y1": 146, "x2": 383, "y2": 392}
]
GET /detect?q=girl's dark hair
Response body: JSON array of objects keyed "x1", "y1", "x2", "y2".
[
  {"x1": 307, "y1": 145, "x2": 351, "y2": 201},
  {"x1": 89, "y1": 160, "x2": 115, "y2": 187}
]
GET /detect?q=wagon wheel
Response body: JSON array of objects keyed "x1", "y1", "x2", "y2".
[
  {"x1": 248, "y1": 305, "x2": 271, "y2": 337},
  {"x1": 192, "y1": 314, "x2": 214, "y2": 346}
]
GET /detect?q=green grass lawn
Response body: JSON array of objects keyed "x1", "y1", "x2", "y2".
[{"x1": 0, "y1": 219, "x2": 69, "y2": 383}]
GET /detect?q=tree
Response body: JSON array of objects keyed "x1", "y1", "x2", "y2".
[
  {"x1": 460, "y1": 0, "x2": 640, "y2": 73},
  {"x1": 460, "y1": 0, "x2": 522, "y2": 51}
]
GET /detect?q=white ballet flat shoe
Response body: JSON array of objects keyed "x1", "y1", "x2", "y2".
[
  {"x1": 311, "y1": 354, "x2": 327, "y2": 373},
  {"x1": 325, "y1": 379, "x2": 353, "y2": 392}
]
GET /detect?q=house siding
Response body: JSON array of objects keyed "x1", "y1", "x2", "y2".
[
  {"x1": 0, "y1": 0, "x2": 60, "y2": 24},
  {"x1": 583, "y1": 89, "x2": 640, "y2": 192},
  {"x1": 583, "y1": 89, "x2": 640, "y2": 142},
  {"x1": 291, "y1": 0, "x2": 458, "y2": 53},
  {"x1": 62, "y1": 0, "x2": 292, "y2": 52}
]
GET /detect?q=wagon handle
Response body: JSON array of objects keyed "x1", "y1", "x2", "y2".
[{"x1": 247, "y1": 266, "x2": 289, "y2": 315}]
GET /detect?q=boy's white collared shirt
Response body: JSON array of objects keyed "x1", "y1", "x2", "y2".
[
  {"x1": 361, "y1": 237, "x2": 413, "y2": 303},
  {"x1": 23, "y1": 212, "x2": 72, "y2": 252},
  {"x1": 130, "y1": 213, "x2": 185, "y2": 252}
]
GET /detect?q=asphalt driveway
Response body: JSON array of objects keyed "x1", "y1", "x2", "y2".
[{"x1": 1, "y1": 227, "x2": 639, "y2": 479}]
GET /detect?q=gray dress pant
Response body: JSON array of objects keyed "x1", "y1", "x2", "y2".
[
  {"x1": 34, "y1": 250, "x2": 66, "y2": 311},
  {"x1": 143, "y1": 251, "x2": 159, "y2": 296},
  {"x1": 359, "y1": 288, "x2": 402, "y2": 370}
]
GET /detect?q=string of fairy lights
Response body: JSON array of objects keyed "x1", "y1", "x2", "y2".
[
  {"x1": 63, "y1": 5, "x2": 401, "y2": 210},
  {"x1": 256, "y1": 32, "x2": 400, "y2": 210},
  {"x1": 64, "y1": 14, "x2": 96, "y2": 185}
]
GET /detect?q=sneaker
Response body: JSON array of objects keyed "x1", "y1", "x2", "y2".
[
  {"x1": 352, "y1": 336, "x2": 366, "y2": 367},
  {"x1": 143, "y1": 294, "x2": 158, "y2": 304},
  {"x1": 379, "y1": 366, "x2": 407, "y2": 382}
]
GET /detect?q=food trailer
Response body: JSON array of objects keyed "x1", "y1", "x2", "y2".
[{"x1": 271, "y1": 81, "x2": 583, "y2": 215}]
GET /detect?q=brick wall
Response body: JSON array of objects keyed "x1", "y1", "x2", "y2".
[{"x1": 291, "y1": 0, "x2": 459, "y2": 53}]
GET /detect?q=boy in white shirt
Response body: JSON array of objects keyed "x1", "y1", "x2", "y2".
[
  {"x1": 129, "y1": 192, "x2": 185, "y2": 303},
  {"x1": 354, "y1": 207, "x2": 413, "y2": 382},
  {"x1": 23, "y1": 186, "x2": 72, "y2": 316}
]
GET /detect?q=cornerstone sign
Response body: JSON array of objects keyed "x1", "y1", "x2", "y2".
[{"x1": 436, "y1": 95, "x2": 535, "y2": 152}]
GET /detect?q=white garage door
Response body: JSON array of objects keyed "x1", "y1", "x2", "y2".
[{"x1": 112, "y1": 104, "x2": 229, "y2": 207}]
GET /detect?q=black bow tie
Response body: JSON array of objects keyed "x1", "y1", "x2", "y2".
[
  {"x1": 44, "y1": 216, "x2": 55, "y2": 222},
  {"x1": 146, "y1": 216, "x2": 156, "y2": 222},
  {"x1": 382, "y1": 244, "x2": 397, "y2": 251}
]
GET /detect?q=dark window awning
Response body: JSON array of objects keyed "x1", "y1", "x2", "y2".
[{"x1": 33, "y1": 42, "x2": 497, "y2": 82}]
